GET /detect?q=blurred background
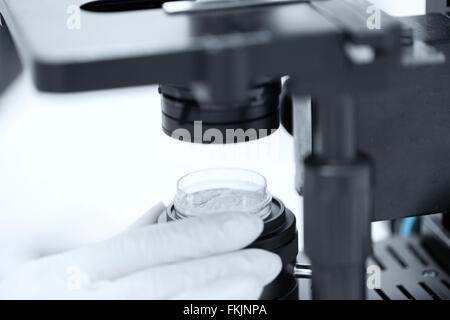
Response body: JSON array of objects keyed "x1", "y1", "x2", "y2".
[{"x1": 0, "y1": 0, "x2": 426, "y2": 254}]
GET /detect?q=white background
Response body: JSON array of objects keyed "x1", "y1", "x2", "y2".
[{"x1": 0, "y1": 1, "x2": 426, "y2": 254}]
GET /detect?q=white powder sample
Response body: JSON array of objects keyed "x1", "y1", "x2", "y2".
[{"x1": 175, "y1": 188, "x2": 270, "y2": 218}]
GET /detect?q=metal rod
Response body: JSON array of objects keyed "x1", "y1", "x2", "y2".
[
  {"x1": 302, "y1": 93, "x2": 373, "y2": 300},
  {"x1": 312, "y1": 94, "x2": 357, "y2": 161}
]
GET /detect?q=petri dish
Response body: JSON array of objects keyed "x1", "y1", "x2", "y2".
[{"x1": 173, "y1": 168, "x2": 272, "y2": 220}]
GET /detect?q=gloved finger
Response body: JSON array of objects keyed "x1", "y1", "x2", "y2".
[
  {"x1": 171, "y1": 275, "x2": 264, "y2": 300},
  {"x1": 105, "y1": 249, "x2": 281, "y2": 299},
  {"x1": 125, "y1": 202, "x2": 166, "y2": 230},
  {"x1": 51, "y1": 212, "x2": 264, "y2": 281}
]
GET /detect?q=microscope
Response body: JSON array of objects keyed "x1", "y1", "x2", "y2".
[{"x1": 1, "y1": 0, "x2": 449, "y2": 300}]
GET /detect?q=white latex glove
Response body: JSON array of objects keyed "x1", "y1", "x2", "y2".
[{"x1": 0, "y1": 203, "x2": 281, "y2": 300}]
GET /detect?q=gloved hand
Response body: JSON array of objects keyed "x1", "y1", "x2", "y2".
[{"x1": 0, "y1": 203, "x2": 281, "y2": 299}]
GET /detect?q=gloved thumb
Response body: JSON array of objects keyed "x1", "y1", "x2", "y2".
[{"x1": 125, "y1": 202, "x2": 166, "y2": 231}]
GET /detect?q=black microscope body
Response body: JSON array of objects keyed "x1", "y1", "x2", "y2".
[{"x1": 1, "y1": 0, "x2": 450, "y2": 299}]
